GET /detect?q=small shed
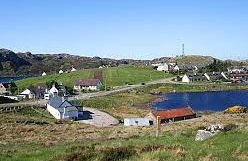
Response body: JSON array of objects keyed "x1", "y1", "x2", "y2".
[{"x1": 124, "y1": 118, "x2": 151, "y2": 126}]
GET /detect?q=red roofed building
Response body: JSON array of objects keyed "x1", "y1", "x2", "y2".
[
  {"x1": 147, "y1": 107, "x2": 196, "y2": 124},
  {"x1": 74, "y1": 79, "x2": 102, "y2": 91}
]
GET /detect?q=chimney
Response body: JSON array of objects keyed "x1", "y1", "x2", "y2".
[{"x1": 62, "y1": 96, "x2": 65, "y2": 102}]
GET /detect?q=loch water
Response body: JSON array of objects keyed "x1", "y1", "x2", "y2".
[{"x1": 153, "y1": 90, "x2": 248, "y2": 112}]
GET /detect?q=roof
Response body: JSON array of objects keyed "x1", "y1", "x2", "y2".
[
  {"x1": 0, "y1": 82, "x2": 11, "y2": 88},
  {"x1": 49, "y1": 86, "x2": 58, "y2": 93},
  {"x1": 20, "y1": 89, "x2": 33, "y2": 95},
  {"x1": 74, "y1": 79, "x2": 101, "y2": 86},
  {"x1": 47, "y1": 96, "x2": 77, "y2": 113},
  {"x1": 152, "y1": 107, "x2": 195, "y2": 120}
]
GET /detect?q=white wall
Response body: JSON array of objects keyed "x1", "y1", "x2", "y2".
[
  {"x1": 182, "y1": 74, "x2": 190, "y2": 83},
  {"x1": 47, "y1": 104, "x2": 61, "y2": 119},
  {"x1": 124, "y1": 118, "x2": 150, "y2": 126},
  {"x1": 157, "y1": 64, "x2": 169, "y2": 71}
]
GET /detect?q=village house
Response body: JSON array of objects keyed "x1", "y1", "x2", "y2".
[
  {"x1": 156, "y1": 63, "x2": 169, "y2": 72},
  {"x1": 147, "y1": 107, "x2": 196, "y2": 124},
  {"x1": 74, "y1": 79, "x2": 102, "y2": 91},
  {"x1": 225, "y1": 71, "x2": 248, "y2": 82},
  {"x1": 41, "y1": 72, "x2": 47, "y2": 76},
  {"x1": 182, "y1": 73, "x2": 208, "y2": 83},
  {"x1": 45, "y1": 85, "x2": 59, "y2": 100},
  {"x1": 19, "y1": 89, "x2": 35, "y2": 99},
  {"x1": 124, "y1": 118, "x2": 151, "y2": 126},
  {"x1": 47, "y1": 96, "x2": 79, "y2": 120},
  {"x1": 0, "y1": 83, "x2": 10, "y2": 94},
  {"x1": 71, "y1": 67, "x2": 77, "y2": 72},
  {"x1": 59, "y1": 70, "x2": 64, "y2": 74}
]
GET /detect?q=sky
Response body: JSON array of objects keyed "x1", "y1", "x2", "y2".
[{"x1": 0, "y1": 0, "x2": 248, "y2": 60}]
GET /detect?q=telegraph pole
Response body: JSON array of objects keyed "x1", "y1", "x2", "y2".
[
  {"x1": 182, "y1": 43, "x2": 185, "y2": 56},
  {"x1": 156, "y1": 116, "x2": 161, "y2": 137}
]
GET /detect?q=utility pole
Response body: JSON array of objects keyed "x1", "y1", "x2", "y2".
[
  {"x1": 156, "y1": 116, "x2": 161, "y2": 137},
  {"x1": 182, "y1": 43, "x2": 185, "y2": 56}
]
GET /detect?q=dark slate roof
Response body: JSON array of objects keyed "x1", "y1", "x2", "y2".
[
  {"x1": 74, "y1": 79, "x2": 101, "y2": 86},
  {"x1": 47, "y1": 96, "x2": 75, "y2": 112}
]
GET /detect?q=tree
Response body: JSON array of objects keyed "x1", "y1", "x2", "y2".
[
  {"x1": 46, "y1": 80, "x2": 58, "y2": 89},
  {"x1": 9, "y1": 82, "x2": 18, "y2": 94}
]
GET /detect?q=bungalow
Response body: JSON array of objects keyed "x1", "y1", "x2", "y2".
[
  {"x1": 157, "y1": 63, "x2": 169, "y2": 72},
  {"x1": 74, "y1": 79, "x2": 102, "y2": 91},
  {"x1": 19, "y1": 89, "x2": 35, "y2": 99},
  {"x1": 147, "y1": 107, "x2": 196, "y2": 124},
  {"x1": 47, "y1": 96, "x2": 79, "y2": 120},
  {"x1": 124, "y1": 118, "x2": 151, "y2": 126}
]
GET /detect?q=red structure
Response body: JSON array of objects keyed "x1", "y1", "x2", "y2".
[{"x1": 149, "y1": 107, "x2": 196, "y2": 124}]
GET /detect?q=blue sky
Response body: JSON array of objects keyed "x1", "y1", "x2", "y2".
[{"x1": 0, "y1": 0, "x2": 248, "y2": 60}]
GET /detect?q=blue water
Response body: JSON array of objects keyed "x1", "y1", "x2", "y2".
[
  {"x1": 153, "y1": 90, "x2": 248, "y2": 112},
  {"x1": 0, "y1": 76, "x2": 27, "y2": 83}
]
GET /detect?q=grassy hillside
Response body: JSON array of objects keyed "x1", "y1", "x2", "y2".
[
  {"x1": 103, "y1": 66, "x2": 172, "y2": 87},
  {"x1": 0, "y1": 111, "x2": 247, "y2": 161},
  {"x1": 15, "y1": 65, "x2": 172, "y2": 91}
]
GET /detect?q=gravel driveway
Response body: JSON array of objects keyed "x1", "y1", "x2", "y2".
[{"x1": 76, "y1": 107, "x2": 119, "y2": 127}]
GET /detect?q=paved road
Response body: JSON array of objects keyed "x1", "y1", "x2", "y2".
[{"x1": 0, "y1": 77, "x2": 175, "y2": 108}]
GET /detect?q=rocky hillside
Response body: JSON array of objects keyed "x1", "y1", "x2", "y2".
[{"x1": 151, "y1": 55, "x2": 216, "y2": 68}]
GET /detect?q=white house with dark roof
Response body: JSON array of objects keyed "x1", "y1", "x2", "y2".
[
  {"x1": 74, "y1": 79, "x2": 102, "y2": 91},
  {"x1": 157, "y1": 63, "x2": 169, "y2": 72},
  {"x1": 19, "y1": 89, "x2": 35, "y2": 99},
  {"x1": 47, "y1": 96, "x2": 79, "y2": 120}
]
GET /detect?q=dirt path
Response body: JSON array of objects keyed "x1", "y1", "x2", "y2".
[{"x1": 76, "y1": 107, "x2": 119, "y2": 127}]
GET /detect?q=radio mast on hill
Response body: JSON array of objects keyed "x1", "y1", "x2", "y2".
[{"x1": 182, "y1": 43, "x2": 185, "y2": 56}]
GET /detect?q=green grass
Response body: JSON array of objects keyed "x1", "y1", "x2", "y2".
[
  {"x1": 103, "y1": 65, "x2": 172, "y2": 87},
  {"x1": 1, "y1": 128, "x2": 247, "y2": 161},
  {"x1": 15, "y1": 68, "x2": 97, "y2": 91},
  {"x1": 15, "y1": 65, "x2": 172, "y2": 91}
]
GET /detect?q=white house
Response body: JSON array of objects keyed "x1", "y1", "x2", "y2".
[
  {"x1": 182, "y1": 74, "x2": 191, "y2": 83},
  {"x1": 173, "y1": 65, "x2": 180, "y2": 71},
  {"x1": 45, "y1": 85, "x2": 59, "y2": 100},
  {"x1": 19, "y1": 89, "x2": 35, "y2": 99},
  {"x1": 59, "y1": 70, "x2": 64, "y2": 74},
  {"x1": 221, "y1": 72, "x2": 228, "y2": 80},
  {"x1": 71, "y1": 67, "x2": 77, "y2": 72},
  {"x1": 157, "y1": 63, "x2": 169, "y2": 72},
  {"x1": 124, "y1": 118, "x2": 151, "y2": 126},
  {"x1": 47, "y1": 96, "x2": 79, "y2": 120},
  {"x1": 204, "y1": 73, "x2": 211, "y2": 81},
  {"x1": 41, "y1": 72, "x2": 47, "y2": 76},
  {"x1": 74, "y1": 79, "x2": 102, "y2": 91}
]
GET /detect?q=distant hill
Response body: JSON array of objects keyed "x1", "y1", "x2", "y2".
[
  {"x1": 151, "y1": 55, "x2": 217, "y2": 68},
  {"x1": 0, "y1": 48, "x2": 246, "y2": 76}
]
